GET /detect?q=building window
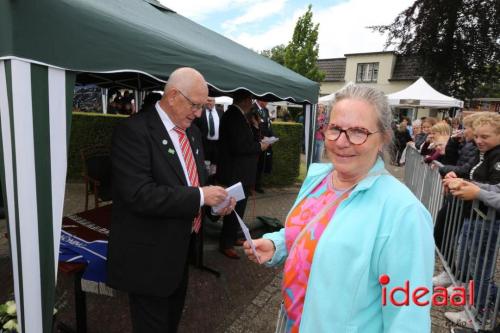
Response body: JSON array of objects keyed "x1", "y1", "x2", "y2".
[{"x1": 356, "y1": 63, "x2": 379, "y2": 83}]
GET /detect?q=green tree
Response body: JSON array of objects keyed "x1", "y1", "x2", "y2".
[
  {"x1": 371, "y1": 0, "x2": 499, "y2": 100},
  {"x1": 260, "y1": 5, "x2": 325, "y2": 82},
  {"x1": 284, "y1": 5, "x2": 325, "y2": 82},
  {"x1": 260, "y1": 44, "x2": 286, "y2": 66}
]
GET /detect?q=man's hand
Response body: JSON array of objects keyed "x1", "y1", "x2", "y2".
[
  {"x1": 442, "y1": 177, "x2": 462, "y2": 194},
  {"x1": 216, "y1": 197, "x2": 236, "y2": 216},
  {"x1": 260, "y1": 142, "x2": 270, "y2": 151},
  {"x1": 243, "y1": 238, "x2": 275, "y2": 264},
  {"x1": 444, "y1": 171, "x2": 458, "y2": 179},
  {"x1": 202, "y1": 186, "x2": 229, "y2": 206},
  {"x1": 450, "y1": 181, "x2": 480, "y2": 201}
]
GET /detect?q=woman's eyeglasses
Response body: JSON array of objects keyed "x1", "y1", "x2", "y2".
[{"x1": 324, "y1": 124, "x2": 379, "y2": 145}]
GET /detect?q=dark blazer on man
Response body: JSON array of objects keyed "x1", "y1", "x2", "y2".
[
  {"x1": 107, "y1": 110, "x2": 206, "y2": 297},
  {"x1": 217, "y1": 105, "x2": 261, "y2": 187},
  {"x1": 251, "y1": 103, "x2": 273, "y2": 178},
  {"x1": 194, "y1": 108, "x2": 223, "y2": 140},
  {"x1": 194, "y1": 108, "x2": 223, "y2": 164}
]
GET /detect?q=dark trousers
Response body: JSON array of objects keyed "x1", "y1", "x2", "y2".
[
  {"x1": 219, "y1": 186, "x2": 251, "y2": 249},
  {"x1": 129, "y1": 251, "x2": 191, "y2": 332},
  {"x1": 256, "y1": 150, "x2": 271, "y2": 189},
  {"x1": 255, "y1": 153, "x2": 264, "y2": 190},
  {"x1": 203, "y1": 139, "x2": 218, "y2": 163}
]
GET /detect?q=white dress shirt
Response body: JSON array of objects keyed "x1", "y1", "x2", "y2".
[
  {"x1": 156, "y1": 102, "x2": 204, "y2": 207},
  {"x1": 205, "y1": 107, "x2": 220, "y2": 140}
]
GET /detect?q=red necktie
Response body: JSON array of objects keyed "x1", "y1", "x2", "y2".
[{"x1": 174, "y1": 127, "x2": 202, "y2": 233}]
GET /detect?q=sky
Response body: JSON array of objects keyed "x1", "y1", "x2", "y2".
[{"x1": 158, "y1": 0, "x2": 415, "y2": 59}]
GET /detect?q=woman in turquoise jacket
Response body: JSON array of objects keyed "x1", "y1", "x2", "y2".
[{"x1": 244, "y1": 85, "x2": 435, "y2": 332}]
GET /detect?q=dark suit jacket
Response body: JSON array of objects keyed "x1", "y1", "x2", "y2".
[
  {"x1": 193, "y1": 108, "x2": 223, "y2": 141},
  {"x1": 251, "y1": 103, "x2": 274, "y2": 137},
  {"x1": 217, "y1": 105, "x2": 261, "y2": 187},
  {"x1": 107, "y1": 110, "x2": 206, "y2": 297}
]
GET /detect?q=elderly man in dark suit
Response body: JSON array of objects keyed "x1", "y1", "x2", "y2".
[
  {"x1": 217, "y1": 90, "x2": 270, "y2": 259},
  {"x1": 107, "y1": 67, "x2": 235, "y2": 332}
]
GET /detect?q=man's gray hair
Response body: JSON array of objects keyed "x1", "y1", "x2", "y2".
[{"x1": 332, "y1": 84, "x2": 393, "y2": 137}]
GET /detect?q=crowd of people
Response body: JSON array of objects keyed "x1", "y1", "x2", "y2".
[
  {"x1": 390, "y1": 110, "x2": 500, "y2": 328},
  {"x1": 431, "y1": 112, "x2": 500, "y2": 328}
]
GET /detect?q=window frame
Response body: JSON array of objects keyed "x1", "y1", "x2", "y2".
[{"x1": 356, "y1": 62, "x2": 379, "y2": 83}]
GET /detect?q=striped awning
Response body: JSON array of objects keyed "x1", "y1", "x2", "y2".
[{"x1": 0, "y1": 59, "x2": 75, "y2": 332}]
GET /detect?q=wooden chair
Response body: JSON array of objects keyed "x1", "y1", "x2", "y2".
[{"x1": 81, "y1": 145, "x2": 112, "y2": 211}]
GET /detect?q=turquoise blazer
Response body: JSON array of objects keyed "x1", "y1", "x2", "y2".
[{"x1": 264, "y1": 158, "x2": 434, "y2": 332}]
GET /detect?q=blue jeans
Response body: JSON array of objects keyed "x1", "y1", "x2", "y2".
[{"x1": 312, "y1": 140, "x2": 324, "y2": 163}]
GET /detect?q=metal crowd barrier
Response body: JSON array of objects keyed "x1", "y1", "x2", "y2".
[
  {"x1": 404, "y1": 146, "x2": 499, "y2": 332},
  {"x1": 404, "y1": 146, "x2": 444, "y2": 220}
]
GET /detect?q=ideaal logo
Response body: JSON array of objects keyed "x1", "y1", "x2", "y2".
[{"x1": 379, "y1": 274, "x2": 474, "y2": 306}]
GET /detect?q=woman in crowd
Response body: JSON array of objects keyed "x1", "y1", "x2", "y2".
[
  {"x1": 421, "y1": 122, "x2": 451, "y2": 163},
  {"x1": 438, "y1": 113, "x2": 480, "y2": 178},
  {"x1": 416, "y1": 117, "x2": 437, "y2": 151},
  {"x1": 442, "y1": 112, "x2": 500, "y2": 328},
  {"x1": 244, "y1": 85, "x2": 434, "y2": 332},
  {"x1": 411, "y1": 119, "x2": 425, "y2": 147},
  {"x1": 451, "y1": 117, "x2": 462, "y2": 133},
  {"x1": 312, "y1": 104, "x2": 328, "y2": 162}
]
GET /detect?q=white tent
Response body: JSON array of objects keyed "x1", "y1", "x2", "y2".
[
  {"x1": 387, "y1": 77, "x2": 463, "y2": 108},
  {"x1": 318, "y1": 82, "x2": 354, "y2": 104},
  {"x1": 318, "y1": 92, "x2": 335, "y2": 104},
  {"x1": 214, "y1": 96, "x2": 233, "y2": 111}
]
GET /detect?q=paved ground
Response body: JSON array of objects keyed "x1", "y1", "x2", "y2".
[{"x1": 0, "y1": 160, "x2": 472, "y2": 332}]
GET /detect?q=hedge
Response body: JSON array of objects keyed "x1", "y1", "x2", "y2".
[
  {"x1": 262, "y1": 121, "x2": 302, "y2": 186},
  {"x1": 68, "y1": 112, "x2": 126, "y2": 181},
  {"x1": 68, "y1": 113, "x2": 302, "y2": 186}
]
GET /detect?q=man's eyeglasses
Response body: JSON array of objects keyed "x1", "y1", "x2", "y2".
[
  {"x1": 177, "y1": 90, "x2": 204, "y2": 111},
  {"x1": 324, "y1": 124, "x2": 379, "y2": 145}
]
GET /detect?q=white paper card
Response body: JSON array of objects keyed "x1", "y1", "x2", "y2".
[
  {"x1": 234, "y1": 210, "x2": 261, "y2": 264},
  {"x1": 212, "y1": 182, "x2": 246, "y2": 214},
  {"x1": 262, "y1": 136, "x2": 279, "y2": 144}
]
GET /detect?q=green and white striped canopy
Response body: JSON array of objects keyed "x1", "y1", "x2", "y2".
[
  {"x1": 0, "y1": 59, "x2": 75, "y2": 332},
  {"x1": 0, "y1": 0, "x2": 318, "y2": 103}
]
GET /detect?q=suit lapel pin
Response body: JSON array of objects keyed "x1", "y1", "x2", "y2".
[
  {"x1": 168, "y1": 148, "x2": 175, "y2": 155},
  {"x1": 196, "y1": 149, "x2": 199, "y2": 155},
  {"x1": 162, "y1": 139, "x2": 168, "y2": 145}
]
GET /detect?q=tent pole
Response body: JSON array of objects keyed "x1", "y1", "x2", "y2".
[
  {"x1": 304, "y1": 103, "x2": 316, "y2": 169},
  {"x1": 102, "y1": 88, "x2": 108, "y2": 114}
]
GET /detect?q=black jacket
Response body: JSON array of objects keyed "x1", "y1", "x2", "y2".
[
  {"x1": 414, "y1": 133, "x2": 427, "y2": 150},
  {"x1": 470, "y1": 145, "x2": 500, "y2": 184},
  {"x1": 251, "y1": 103, "x2": 274, "y2": 137},
  {"x1": 217, "y1": 105, "x2": 261, "y2": 186},
  {"x1": 394, "y1": 129, "x2": 412, "y2": 150},
  {"x1": 439, "y1": 141, "x2": 479, "y2": 177},
  {"x1": 193, "y1": 108, "x2": 223, "y2": 142},
  {"x1": 441, "y1": 137, "x2": 462, "y2": 166},
  {"x1": 107, "y1": 110, "x2": 206, "y2": 297}
]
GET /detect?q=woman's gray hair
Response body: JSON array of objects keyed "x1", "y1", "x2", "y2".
[{"x1": 331, "y1": 84, "x2": 393, "y2": 138}]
